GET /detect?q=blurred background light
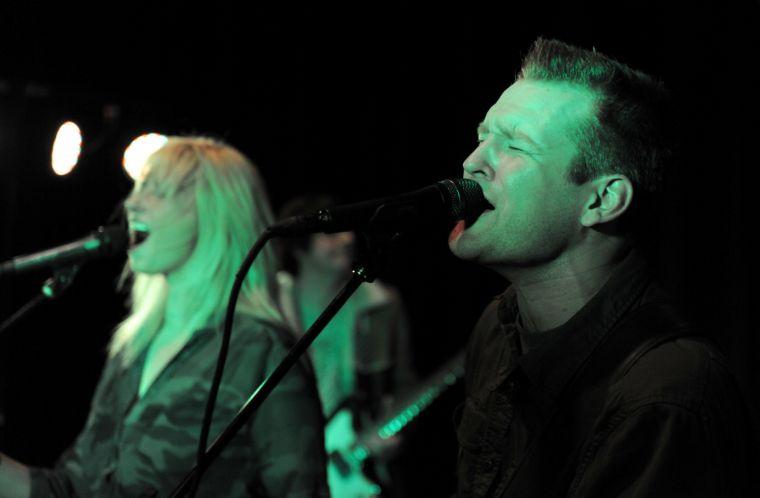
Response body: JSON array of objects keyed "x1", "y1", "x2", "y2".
[
  {"x1": 50, "y1": 121, "x2": 82, "y2": 176},
  {"x1": 122, "y1": 133, "x2": 167, "y2": 180}
]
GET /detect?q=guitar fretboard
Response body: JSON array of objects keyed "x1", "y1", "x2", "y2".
[{"x1": 351, "y1": 351, "x2": 466, "y2": 463}]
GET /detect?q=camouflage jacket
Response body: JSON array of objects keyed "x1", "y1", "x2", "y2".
[{"x1": 29, "y1": 315, "x2": 329, "y2": 497}]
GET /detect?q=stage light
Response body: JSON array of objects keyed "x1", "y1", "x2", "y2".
[
  {"x1": 123, "y1": 133, "x2": 168, "y2": 180},
  {"x1": 51, "y1": 121, "x2": 82, "y2": 176}
]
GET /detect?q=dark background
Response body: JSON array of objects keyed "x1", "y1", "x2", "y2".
[{"x1": 1, "y1": 2, "x2": 758, "y2": 494}]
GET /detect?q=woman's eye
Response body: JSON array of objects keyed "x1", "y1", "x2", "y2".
[
  {"x1": 508, "y1": 145, "x2": 524, "y2": 152},
  {"x1": 142, "y1": 184, "x2": 169, "y2": 198}
]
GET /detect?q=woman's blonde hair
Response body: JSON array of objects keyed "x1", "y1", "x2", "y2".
[{"x1": 109, "y1": 136, "x2": 283, "y2": 365}]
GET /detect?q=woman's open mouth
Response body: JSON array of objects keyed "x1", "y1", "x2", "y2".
[{"x1": 129, "y1": 222, "x2": 151, "y2": 248}]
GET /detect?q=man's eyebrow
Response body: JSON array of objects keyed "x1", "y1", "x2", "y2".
[{"x1": 479, "y1": 120, "x2": 542, "y2": 149}]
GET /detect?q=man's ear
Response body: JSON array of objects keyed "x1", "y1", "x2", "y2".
[{"x1": 580, "y1": 175, "x2": 634, "y2": 227}]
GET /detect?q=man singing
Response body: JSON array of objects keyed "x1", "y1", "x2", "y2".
[{"x1": 449, "y1": 38, "x2": 754, "y2": 497}]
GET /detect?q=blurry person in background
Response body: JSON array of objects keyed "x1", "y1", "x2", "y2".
[
  {"x1": 277, "y1": 194, "x2": 415, "y2": 498},
  {"x1": 0, "y1": 137, "x2": 329, "y2": 497}
]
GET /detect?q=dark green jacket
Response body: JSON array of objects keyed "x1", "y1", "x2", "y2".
[{"x1": 30, "y1": 315, "x2": 329, "y2": 497}]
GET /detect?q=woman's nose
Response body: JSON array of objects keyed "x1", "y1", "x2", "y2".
[{"x1": 124, "y1": 192, "x2": 144, "y2": 214}]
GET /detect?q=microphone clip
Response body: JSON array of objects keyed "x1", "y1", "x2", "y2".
[{"x1": 42, "y1": 265, "x2": 81, "y2": 299}]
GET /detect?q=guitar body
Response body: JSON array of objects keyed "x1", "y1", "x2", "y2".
[{"x1": 325, "y1": 409, "x2": 382, "y2": 498}]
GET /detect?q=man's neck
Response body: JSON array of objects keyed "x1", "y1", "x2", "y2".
[
  {"x1": 296, "y1": 265, "x2": 347, "y2": 304},
  {"x1": 508, "y1": 243, "x2": 630, "y2": 333}
]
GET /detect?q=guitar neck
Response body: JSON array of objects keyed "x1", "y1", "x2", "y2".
[{"x1": 350, "y1": 351, "x2": 465, "y2": 463}]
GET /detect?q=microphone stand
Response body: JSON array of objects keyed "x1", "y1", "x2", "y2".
[
  {"x1": 0, "y1": 265, "x2": 80, "y2": 340},
  {"x1": 170, "y1": 262, "x2": 375, "y2": 497},
  {"x1": 0, "y1": 266, "x2": 80, "y2": 432},
  {"x1": 170, "y1": 227, "x2": 399, "y2": 498}
]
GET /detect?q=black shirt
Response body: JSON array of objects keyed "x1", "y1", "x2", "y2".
[{"x1": 456, "y1": 250, "x2": 754, "y2": 497}]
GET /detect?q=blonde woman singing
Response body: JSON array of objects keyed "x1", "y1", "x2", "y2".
[{"x1": 0, "y1": 137, "x2": 328, "y2": 497}]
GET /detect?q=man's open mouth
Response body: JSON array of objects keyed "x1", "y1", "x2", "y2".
[{"x1": 464, "y1": 200, "x2": 495, "y2": 227}]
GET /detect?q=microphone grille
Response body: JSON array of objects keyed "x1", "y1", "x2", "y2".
[
  {"x1": 97, "y1": 225, "x2": 129, "y2": 256},
  {"x1": 439, "y1": 178, "x2": 488, "y2": 223}
]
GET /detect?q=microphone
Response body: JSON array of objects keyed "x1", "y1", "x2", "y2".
[
  {"x1": 270, "y1": 178, "x2": 490, "y2": 236},
  {"x1": 0, "y1": 225, "x2": 128, "y2": 277}
]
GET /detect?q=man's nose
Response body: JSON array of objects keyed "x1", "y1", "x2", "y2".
[
  {"x1": 462, "y1": 146, "x2": 493, "y2": 182},
  {"x1": 338, "y1": 231, "x2": 354, "y2": 242},
  {"x1": 332, "y1": 231, "x2": 355, "y2": 247}
]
